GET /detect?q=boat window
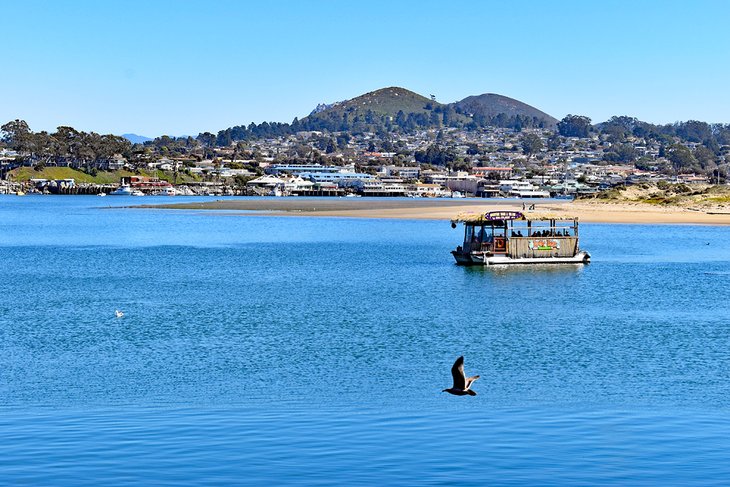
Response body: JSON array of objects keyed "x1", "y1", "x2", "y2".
[{"x1": 478, "y1": 226, "x2": 488, "y2": 242}]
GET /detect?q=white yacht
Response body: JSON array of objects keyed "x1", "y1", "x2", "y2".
[
  {"x1": 157, "y1": 187, "x2": 178, "y2": 196},
  {"x1": 109, "y1": 185, "x2": 134, "y2": 196}
]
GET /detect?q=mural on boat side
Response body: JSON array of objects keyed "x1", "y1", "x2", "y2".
[{"x1": 528, "y1": 239, "x2": 561, "y2": 251}]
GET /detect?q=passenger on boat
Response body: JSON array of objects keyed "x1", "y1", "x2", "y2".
[{"x1": 478, "y1": 228, "x2": 488, "y2": 242}]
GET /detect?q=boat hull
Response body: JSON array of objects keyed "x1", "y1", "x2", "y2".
[{"x1": 452, "y1": 250, "x2": 591, "y2": 266}]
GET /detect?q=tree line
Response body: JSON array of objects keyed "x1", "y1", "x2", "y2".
[
  {"x1": 1, "y1": 119, "x2": 133, "y2": 172},
  {"x1": 208, "y1": 104, "x2": 550, "y2": 147},
  {"x1": 555, "y1": 115, "x2": 730, "y2": 173},
  {"x1": 3, "y1": 110, "x2": 729, "y2": 177},
  {"x1": 559, "y1": 114, "x2": 730, "y2": 146}
]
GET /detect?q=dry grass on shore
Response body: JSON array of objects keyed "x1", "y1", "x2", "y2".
[{"x1": 580, "y1": 182, "x2": 730, "y2": 210}]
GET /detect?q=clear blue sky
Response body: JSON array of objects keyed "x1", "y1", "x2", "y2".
[{"x1": 2, "y1": 0, "x2": 729, "y2": 137}]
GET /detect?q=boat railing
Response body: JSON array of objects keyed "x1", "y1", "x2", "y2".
[
  {"x1": 464, "y1": 239, "x2": 502, "y2": 253},
  {"x1": 462, "y1": 228, "x2": 579, "y2": 256}
]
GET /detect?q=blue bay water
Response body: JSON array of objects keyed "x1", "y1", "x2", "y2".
[{"x1": 1, "y1": 195, "x2": 730, "y2": 485}]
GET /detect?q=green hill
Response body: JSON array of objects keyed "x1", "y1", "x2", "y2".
[
  {"x1": 298, "y1": 87, "x2": 555, "y2": 132},
  {"x1": 299, "y1": 87, "x2": 470, "y2": 132},
  {"x1": 319, "y1": 86, "x2": 436, "y2": 117},
  {"x1": 451, "y1": 93, "x2": 558, "y2": 128}
]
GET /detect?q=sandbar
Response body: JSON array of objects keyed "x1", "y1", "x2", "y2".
[{"x1": 139, "y1": 198, "x2": 730, "y2": 225}]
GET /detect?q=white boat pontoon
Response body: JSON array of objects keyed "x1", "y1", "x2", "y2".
[{"x1": 450, "y1": 210, "x2": 591, "y2": 266}]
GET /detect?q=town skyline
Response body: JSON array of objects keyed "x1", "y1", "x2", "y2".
[{"x1": 3, "y1": 0, "x2": 730, "y2": 136}]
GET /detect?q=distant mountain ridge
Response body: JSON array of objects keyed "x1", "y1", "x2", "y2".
[{"x1": 121, "y1": 133, "x2": 152, "y2": 144}]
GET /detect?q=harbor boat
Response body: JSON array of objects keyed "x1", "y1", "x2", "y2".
[
  {"x1": 109, "y1": 185, "x2": 134, "y2": 196},
  {"x1": 155, "y1": 186, "x2": 178, "y2": 196},
  {"x1": 450, "y1": 210, "x2": 591, "y2": 266}
]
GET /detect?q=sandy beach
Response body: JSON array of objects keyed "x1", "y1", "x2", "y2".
[{"x1": 142, "y1": 198, "x2": 730, "y2": 225}]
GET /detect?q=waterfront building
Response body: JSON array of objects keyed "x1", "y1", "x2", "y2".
[
  {"x1": 299, "y1": 171, "x2": 376, "y2": 184},
  {"x1": 411, "y1": 183, "x2": 450, "y2": 197},
  {"x1": 246, "y1": 175, "x2": 286, "y2": 189},
  {"x1": 356, "y1": 180, "x2": 407, "y2": 196},
  {"x1": 378, "y1": 165, "x2": 421, "y2": 180},
  {"x1": 266, "y1": 163, "x2": 354, "y2": 176},
  {"x1": 471, "y1": 167, "x2": 513, "y2": 179}
]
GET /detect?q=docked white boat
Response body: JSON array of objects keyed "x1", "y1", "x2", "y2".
[
  {"x1": 109, "y1": 185, "x2": 134, "y2": 196},
  {"x1": 450, "y1": 210, "x2": 590, "y2": 266},
  {"x1": 156, "y1": 186, "x2": 178, "y2": 196}
]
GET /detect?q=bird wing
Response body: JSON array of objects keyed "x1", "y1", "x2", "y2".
[
  {"x1": 451, "y1": 356, "x2": 466, "y2": 389},
  {"x1": 465, "y1": 375, "x2": 480, "y2": 390}
]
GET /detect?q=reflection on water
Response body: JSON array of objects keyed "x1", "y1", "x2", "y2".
[
  {"x1": 463, "y1": 263, "x2": 586, "y2": 277},
  {"x1": 2, "y1": 196, "x2": 730, "y2": 484}
]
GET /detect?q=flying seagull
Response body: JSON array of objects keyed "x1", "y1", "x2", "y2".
[
  {"x1": 443, "y1": 356, "x2": 480, "y2": 396},
  {"x1": 115, "y1": 310, "x2": 124, "y2": 318}
]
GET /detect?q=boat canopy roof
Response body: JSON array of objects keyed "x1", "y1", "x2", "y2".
[{"x1": 451, "y1": 210, "x2": 579, "y2": 225}]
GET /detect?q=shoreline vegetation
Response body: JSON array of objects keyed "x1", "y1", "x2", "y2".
[{"x1": 139, "y1": 184, "x2": 730, "y2": 225}]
